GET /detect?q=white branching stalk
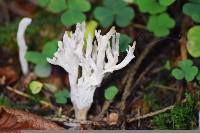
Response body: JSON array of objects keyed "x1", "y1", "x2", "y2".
[
  {"x1": 17, "y1": 17, "x2": 32, "y2": 75},
  {"x1": 47, "y1": 22, "x2": 136, "y2": 120}
]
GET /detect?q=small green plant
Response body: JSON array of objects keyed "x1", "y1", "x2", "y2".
[
  {"x1": 153, "y1": 113, "x2": 171, "y2": 129},
  {"x1": 147, "y1": 13, "x2": 175, "y2": 37},
  {"x1": 134, "y1": 0, "x2": 176, "y2": 37},
  {"x1": 183, "y1": 0, "x2": 200, "y2": 23},
  {"x1": 119, "y1": 33, "x2": 132, "y2": 52},
  {"x1": 25, "y1": 40, "x2": 58, "y2": 78},
  {"x1": 34, "y1": 64, "x2": 52, "y2": 78},
  {"x1": 0, "y1": 95, "x2": 16, "y2": 107},
  {"x1": 0, "y1": 12, "x2": 59, "y2": 50},
  {"x1": 159, "y1": 0, "x2": 176, "y2": 6},
  {"x1": 153, "y1": 94, "x2": 197, "y2": 129},
  {"x1": 29, "y1": 81, "x2": 43, "y2": 94},
  {"x1": 104, "y1": 86, "x2": 119, "y2": 101},
  {"x1": 187, "y1": 26, "x2": 200, "y2": 58},
  {"x1": 54, "y1": 89, "x2": 70, "y2": 104},
  {"x1": 171, "y1": 59, "x2": 198, "y2": 81},
  {"x1": 94, "y1": 0, "x2": 135, "y2": 27},
  {"x1": 37, "y1": 0, "x2": 91, "y2": 26},
  {"x1": 38, "y1": 0, "x2": 67, "y2": 13},
  {"x1": 134, "y1": 0, "x2": 167, "y2": 14}
]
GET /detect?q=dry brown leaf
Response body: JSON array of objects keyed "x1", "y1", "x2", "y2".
[
  {"x1": 0, "y1": 106, "x2": 64, "y2": 130},
  {"x1": 0, "y1": 66, "x2": 18, "y2": 86}
]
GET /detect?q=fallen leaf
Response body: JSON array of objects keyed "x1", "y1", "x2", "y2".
[
  {"x1": 0, "y1": 66, "x2": 18, "y2": 86},
  {"x1": 0, "y1": 106, "x2": 64, "y2": 130}
]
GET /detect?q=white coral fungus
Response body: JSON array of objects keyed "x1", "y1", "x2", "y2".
[
  {"x1": 47, "y1": 22, "x2": 136, "y2": 120},
  {"x1": 17, "y1": 17, "x2": 32, "y2": 75}
]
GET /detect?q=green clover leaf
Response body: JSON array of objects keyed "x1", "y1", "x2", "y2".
[
  {"x1": 189, "y1": 0, "x2": 200, "y2": 3},
  {"x1": 42, "y1": 40, "x2": 58, "y2": 58},
  {"x1": 34, "y1": 64, "x2": 51, "y2": 78},
  {"x1": 172, "y1": 68, "x2": 184, "y2": 80},
  {"x1": 54, "y1": 89, "x2": 70, "y2": 104},
  {"x1": 26, "y1": 40, "x2": 58, "y2": 78},
  {"x1": 177, "y1": 60, "x2": 198, "y2": 81},
  {"x1": 185, "y1": 66, "x2": 198, "y2": 81},
  {"x1": 104, "y1": 86, "x2": 119, "y2": 101},
  {"x1": 62, "y1": 0, "x2": 91, "y2": 26},
  {"x1": 187, "y1": 26, "x2": 200, "y2": 58},
  {"x1": 183, "y1": 0, "x2": 200, "y2": 22},
  {"x1": 177, "y1": 59, "x2": 193, "y2": 70},
  {"x1": 172, "y1": 59, "x2": 198, "y2": 82},
  {"x1": 37, "y1": 0, "x2": 91, "y2": 26},
  {"x1": 37, "y1": 0, "x2": 50, "y2": 7},
  {"x1": 115, "y1": 7, "x2": 135, "y2": 27},
  {"x1": 25, "y1": 51, "x2": 47, "y2": 65},
  {"x1": 29, "y1": 81, "x2": 43, "y2": 94},
  {"x1": 159, "y1": 0, "x2": 176, "y2": 6},
  {"x1": 94, "y1": 7, "x2": 113, "y2": 27},
  {"x1": 94, "y1": 0, "x2": 134, "y2": 27},
  {"x1": 26, "y1": 40, "x2": 58, "y2": 65},
  {"x1": 67, "y1": 0, "x2": 91, "y2": 12},
  {"x1": 119, "y1": 33, "x2": 132, "y2": 52},
  {"x1": 47, "y1": 0, "x2": 67, "y2": 13},
  {"x1": 61, "y1": 10, "x2": 86, "y2": 26},
  {"x1": 134, "y1": 0, "x2": 166, "y2": 14},
  {"x1": 147, "y1": 13, "x2": 175, "y2": 37}
]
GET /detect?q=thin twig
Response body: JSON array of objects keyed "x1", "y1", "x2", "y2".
[
  {"x1": 6, "y1": 86, "x2": 55, "y2": 109},
  {"x1": 127, "y1": 99, "x2": 186, "y2": 122},
  {"x1": 179, "y1": 16, "x2": 194, "y2": 93},
  {"x1": 127, "y1": 61, "x2": 156, "y2": 108},
  {"x1": 132, "y1": 24, "x2": 147, "y2": 30},
  {"x1": 94, "y1": 101, "x2": 111, "y2": 120},
  {"x1": 118, "y1": 39, "x2": 160, "y2": 111},
  {"x1": 127, "y1": 104, "x2": 174, "y2": 122},
  {"x1": 152, "y1": 84, "x2": 178, "y2": 91},
  {"x1": 132, "y1": 61, "x2": 156, "y2": 90}
]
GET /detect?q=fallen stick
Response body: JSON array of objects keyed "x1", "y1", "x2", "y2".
[
  {"x1": 6, "y1": 86, "x2": 55, "y2": 109},
  {"x1": 127, "y1": 99, "x2": 186, "y2": 123},
  {"x1": 118, "y1": 39, "x2": 159, "y2": 111},
  {"x1": 127, "y1": 104, "x2": 174, "y2": 122}
]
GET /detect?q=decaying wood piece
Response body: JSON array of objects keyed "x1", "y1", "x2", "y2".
[{"x1": 0, "y1": 106, "x2": 64, "y2": 130}]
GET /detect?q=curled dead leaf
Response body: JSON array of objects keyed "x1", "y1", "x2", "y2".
[{"x1": 0, "y1": 106, "x2": 64, "y2": 130}]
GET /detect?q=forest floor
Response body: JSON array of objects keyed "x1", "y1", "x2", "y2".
[{"x1": 0, "y1": 0, "x2": 199, "y2": 130}]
